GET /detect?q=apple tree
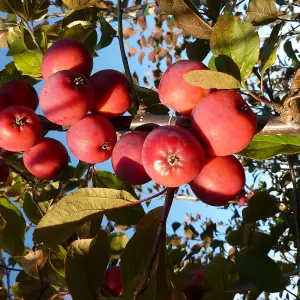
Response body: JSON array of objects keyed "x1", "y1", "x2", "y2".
[{"x1": 0, "y1": 0, "x2": 299, "y2": 299}]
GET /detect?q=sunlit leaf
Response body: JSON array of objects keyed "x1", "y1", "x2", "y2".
[{"x1": 246, "y1": 0, "x2": 279, "y2": 25}]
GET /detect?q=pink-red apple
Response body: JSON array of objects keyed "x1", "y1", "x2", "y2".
[
  {"x1": 0, "y1": 80, "x2": 39, "y2": 111},
  {"x1": 191, "y1": 90, "x2": 257, "y2": 156},
  {"x1": 23, "y1": 138, "x2": 69, "y2": 180},
  {"x1": 67, "y1": 114, "x2": 117, "y2": 164},
  {"x1": 190, "y1": 155, "x2": 246, "y2": 206},
  {"x1": 41, "y1": 38, "x2": 93, "y2": 80},
  {"x1": 103, "y1": 266, "x2": 122, "y2": 297},
  {"x1": 112, "y1": 131, "x2": 150, "y2": 185},
  {"x1": 158, "y1": 60, "x2": 211, "y2": 115},
  {"x1": 142, "y1": 125, "x2": 205, "y2": 187},
  {"x1": 90, "y1": 70, "x2": 132, "y2": 117},
  {"x1": 40, "y1": 70, "x2": 94, "y2": 126},
  {"x1": 0, "y1": 106, "x2": 42, "y2": 152}
]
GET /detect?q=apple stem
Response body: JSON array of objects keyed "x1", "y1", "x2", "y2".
[
  {"x1": 133, "y1": 188, "x2": 175, "y2": 300},
  {"x1": 117, "y1": 0, "x2": 142, "y2": 110}
]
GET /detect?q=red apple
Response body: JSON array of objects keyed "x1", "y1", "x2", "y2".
[
  {"x1": 90, "y1": 70, "x2": 132, "y2": 117},
  {"x1": 0, "y1": 157, "x2": 9, "y2": 183},
  {"x1": 41, "y1": 39, "x2": 93, "y2": 80},
  {"x1": 183, "y1": 269, "x2": 205, "y2": 300},
  {"x1": 0, "y1": 80, "x2": 39, "y2": 111},
  {"x1": 158, "y1": 60, "x2": 211, "y2": 115},
  {"x1": 23, "y1": 138, "x2": 69, "y2": 180},
  {"x1": 142, "y1": 126, "x2": 205, "y2": 187},
  {"x1": 112, "y1": 131, "x2": 151, "y2": 185},
  {"x1": 190, "y1": 155, "x2": 245, "y2": 206},
  {"x1": 40, "y1": 70, "x2": 94, "y2": 126},
  {"x1": 191, "y1": 90, "x2": 257, "y2": 156},
  {"x1": 103, "y1": 266, "x2": 122, "y2": 297},
  {"x1": 67, "y1": 114, "x2": 117, "y2": 164},
  {"x1": 0, "y1": 106, "x2": 42, "y2": 152}
]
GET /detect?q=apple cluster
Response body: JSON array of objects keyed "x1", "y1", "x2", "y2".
[{"x1": 0, "y1": 38, "x2": 257, "y2": 207}]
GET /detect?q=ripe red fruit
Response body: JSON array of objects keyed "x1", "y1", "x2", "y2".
[
  {"x1": 0, "y1": 158, "x2": 9, "y2": 183},
  {"x1": 0, "y1": 80, "x2": 39, "y2": 111},
  {"x1": 67, "y1": 114, "x2": 117, "y2": 164},
  {"x1": 190, "y1": 155, "x2": 246, "y2": 206},
  {"x1": 90, "y1": 70, "x2": 132, "y2": 117},
  {"x1": 23, "y1": 138, "x2": 69, "y2": 180},
  {"x1": 191, "y1": 90, "x2": 257, "y2": 156},
  {"x1": 183, "y1": 269, "x2": 205, "y2": 300},
  {"x1": 103, "y1": 266, "x2": 122, "y2": 297},
  {"x1": 41, "y1": 39, "x2": 93, "y2": 80},
  {"x1": 0, "y1": 106, "x2": 42, "y2": 152},
  {"x1": 40, "y1": 70, "x2": 94, "y2": 126},
  {"x1": 112, "y1": 132, "x2": 151, "y2": 185},
  {"x1": 142, "y1": 126, "x2": 205, "y2": 187},
  {"x1": 158, "y1": 60, "x2": 211, "y2": 115}
]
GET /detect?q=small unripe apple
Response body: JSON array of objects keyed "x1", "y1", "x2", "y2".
[
  {"x1": 0, "y1": 157, "x2": 9, "y2": 183},
  {"x1": 0, "y1": 80, "x2": 39, "y2": 111},
  {"x1": 40, "y1": 70, "x2": 94, "y2": 126},
  {"x1": 142, "y1": 125, "x2": 205, "y2": 187},
  {"x1": 112, "y1": 131, "x2": 151, "y2": 185},
  {"x1": 190, "y1": 155, "x2": 245, "y2": 206},
  {"x1": 103, "y1": 266, "x2": 122, "y2": 297},
  {"x1": 90, "y1": 70, "x2": 132, "y2": 117},
  {"x1": 42, "y1": 39, "x2": 93, "y2": 80},
  {"x1": 23, "y1": 138, "x2": 69, "y2": 180},
  {"x1": 67, "y1": 114, "x2": 117, "y2": 164},
  {"x1": 0, "y1": 106, "x2": 42, "y2": 152},
  {"x1": 191, "y1": 90, "x2": 257, "y2": 156},
  {"x1": 158, "y1": 60, "x2": 211, "y2": 115}
]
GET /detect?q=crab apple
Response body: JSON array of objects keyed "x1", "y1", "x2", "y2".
[
  {"x1": 190, "y1": 155, "x2": 245, "y2": 207},
  {"x1": 142, "y1": 126, "x2": 205, "y2": 187},
  {"x1": 183, "y1": 269, "x2": 205, "y2": 300},
  {"x1": 0, "y1": 80, "x2": 39, "y2": 111},
  {"x1": 40, "y1": 70, "x2": 94, "y2": 126},
  {"x1": 41, "y1": 38, "x2": 93, "y2": 80},
  {"x1": 112, "y1": 131, "x2": 150, "y2": 185},
  {"x1": 191, "y1": 90, "x2": 257, "y2": 156},
  {"x1": 23, "y1": 138, "x2": 69, "y2": 180},
  {"x1": 90, "y1": 70, "x2": 132, "y2": 117},
  {"x1": 103, "y1": 266, "x2": 122, "y2": 297},
  {"x1": 67, "y1": 114, "x2": 117, "y2": 164},
  {"x1": 0, "y1": 158, "x2": 9, "y2": 183},
  {"x1": 0, "y1": 106, "x2": 42, "y2": 152},
  {"x1": 158, "y1": 60, "x2": 211, "y2": 115}
]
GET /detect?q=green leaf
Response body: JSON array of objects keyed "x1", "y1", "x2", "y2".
[
  {"x1": 246, "y1": 0, "x2": 279, "y2": 25},
  {"x1": 96, "y1": 16, "x2": 117, "y2": 50},
  {"x1": 0, "y1": 215, "x2": 6, "y2": 231},
  {"x1": 158, "y1": 0, "x2": 173, "y2": 14},
  {"x1": 210, "y1": 13, "x2": 259, "y2": 82},
  {"x1": 6, "y1": 181, "x2": 26, "y2": 197},
  {"x1": 62, "y1": 7, "x2": 98, "y2": 28},
  {"x1": 184, "y1": 70, "x2": 240, "y2": 89},
  {"x1": 121, "y1": 207, "x2": 172, "y2": 299},
  {"x1": 238, "y1": 135, "x2": 300, "y2": 160},
  {"x1": 62, "y1": 0, "x2": 107, "y2": 10},
  {"x1": 12, "y1": 271, "x2": 56, "y2": 299},
  {"x1": 65, "y1": 231, "x2": 110, "y2": 300},
  {"x1": 22, "y1": 192, "x2": 42, "y2": 224},
  {"x1": 0, "y1": 0, "x2": 25, "y2": 16},
  {"x1": 242, "y1": 192, "x2": 279, "y2": 222},
  {"x1": 129, "y1": 86, "x2": 169, "y2": 115},
  {"x1": 283, "y1": 40, "x2": 300, "y2": 67},
  {"x1": 172, "y1": 0, "x2": 212, "y2": 39},
  {"x1": 109, "y1": 232, "x2": 129, "y2": 259},
  {"x1": 33, "y1": 188, "x2": 144, "y2": 247},
  {"x1": 49, "y1": 245, "x2": 67, "y2": 278},
  {"x1": 236, "y1": 251, "x2": 288, "y2": 292},
  {"x1": 39, "y1": 259, "x2": 67, "y2": 288},
  {"x1": 186, "y1": 39, "x2": 210, "y2": 62},
  {"x1": 0, "y1": 198, "x2": 26, "y2": 255},
  {"x1": 206, "y1": 0, "x2": 222, "y2": 19},
  {"x1": 13, "y1": 50, "x2": 42, "y2": 77}
]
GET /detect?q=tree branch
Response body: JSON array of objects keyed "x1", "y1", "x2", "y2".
[
  {"x1": 133, "y1": 188, "x2": 175, "y2": 299},
  {"x1": 117, "y1": 0, "x2": 141, "y2": 109}
]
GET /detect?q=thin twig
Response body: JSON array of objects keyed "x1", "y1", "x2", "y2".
[
  {"x1": 32, "y1": 181, "x2": 45, "y2": 217},
  {"x1": 285, "y1": 288, "x2": 300, "y2": 300},
  {"x1": 133, "y1": 188, "x2": 175, "y2": 299},
  {"x1": 287, "y1": 155, "x2": 300, "y2": 266},
  {"x1": 1, "y1": 259, "x2": 12, "y2": 300},
  {"x1": 0, "y1": 264, "x2": 22, "y2": 272},
  {"x1": 117, "y1": 0, "x2": 141, "y2": 109}
]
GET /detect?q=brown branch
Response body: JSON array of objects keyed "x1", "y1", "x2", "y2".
[
  {"x1": 117, "y1": 0, "x2": 141, "y2": 109},
  {"x1": 133, "y1": 188, "x2": 175, "y2": 299}
]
